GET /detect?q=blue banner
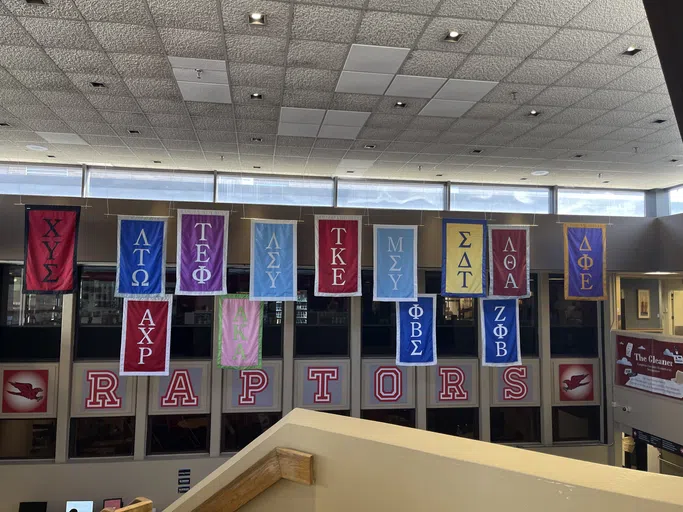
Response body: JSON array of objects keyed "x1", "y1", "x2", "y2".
[
  {"x1": 564, "y1": 223, "x2": 606, "y2": 301},
  {"x1": 250, "y1": 220, "x2": 297, "y2": 301},
  {"x1": 116, "y1": 216, "x2": 166, "y2": 298},
  {"x1": 396, "y1": 295, "x2": 437, "y2": 366},
  {"x1": 374, "y1": 225, "x2": 417, "y2": 302},
  {"x1": 480, "y1": 298, "x2": 521, "y2": 367}
]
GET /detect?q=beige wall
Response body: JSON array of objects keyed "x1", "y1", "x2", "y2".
[{"x1": 526, "y1": 445, "x2": 610, "y2": 465}]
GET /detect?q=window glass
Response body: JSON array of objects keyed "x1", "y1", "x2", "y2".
[
  {"x1": 69, "y1": 417, "x2": 134, "y2": 458},
  {"x1": 222, "y1": 412, "x2": 282, "y2": 452},
  {"x1": 549, "y1": 275, "x2": 598, "y2": 357},
  {"x1": 147, "y1": 415, "x2": 209, "y2": 455},
  {"x1": 490, "y1": 407, "x2": 541, "y2": 443},
  {"x1": 0, "y1": 419, "x2": 56, "y2": 459},
  {"x1": 520, "y1": 275, "x2": 538, "y2": 356},
  {"x1": 217, "y1": 175, "x2": 334, "y2": 207},
  {"x1": 557, "y1": 188, "x2": 645, "y2": 217},
  {"x1": 361, "y1": 409, "x2": 415, "y2": 428},
  {"x1": 0, "y1": 265, "x2": 61, "y2": 361},
  {"x1": 427, "y1": 408, "x2": 479, "y2": 440},
  {"x1": 451, "y1": 184, "x2": 550, "y2": 214},
  {"x1": 337, "y1": 179, "x2": 445, "y2": 211},
  {"x1": 552, "y1": 406, "x2": 601, "y2": 442},
  {"x1": 670, "y1": 185, "x2": 683, "y2": 215},
  {"x1": 295, "y1": 270, "x2": 349, "y2": 357},
  {"x1": 0, "y1": 163, "x2": 82, "y2": 197},
  {"x1": 361, "y1": 270, "x2": 396, "y2": 357}
]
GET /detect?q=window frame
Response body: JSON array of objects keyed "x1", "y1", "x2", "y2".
[
  {"x1": 557, "y1": 187, "x2": 646, "y2": 217},
  {"x1": 450, "y1": 183, "x2": 552, "y2": 214}
]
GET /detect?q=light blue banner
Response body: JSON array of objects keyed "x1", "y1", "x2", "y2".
[
  {"x1": 374, "y1": 225, "x2": 417, "y2": 302},
  {"x1": 116, "y1": 216, "x2": 167, "y2": 298},
  {"x1": 480, "y1": 298, "x2": 521, "y2": 367},
  {"x1": 250, "y1": 220, "x2": 297, "y2": 301},
  {"x1": 396, "y1": 295, "x2": 437, "y2": 366}
]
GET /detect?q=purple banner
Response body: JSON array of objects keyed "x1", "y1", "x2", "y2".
[
  {"x1": 176, "y1": 210, "x2": 228, "y2": 295},
  {"x1": 564, "y1": 223, "x2": 606, "y2": 301}
]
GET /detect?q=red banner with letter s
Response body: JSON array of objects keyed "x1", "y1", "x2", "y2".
[
  {"x1": 488, "y1": 226, "x2": 530, "y2": 298},
  {"x1": 120, "y1": 296, "x2": 172, "y2": 376},
  {"x1": 314, "y1": 215, "x2": 361, "y2": 296},
  {"x1": 24, "y1": 205, "x2": 80, "y2": 293}
]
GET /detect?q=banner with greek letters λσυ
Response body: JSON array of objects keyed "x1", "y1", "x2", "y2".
[
  {"x1": 396, "y1": 294, "x2": 437, "y2": 366},
  {"x1": 442, "y1": 219, "x2": 487, "y2": 298},
  {"x1": 218, "y1": 294, "x2": 263, "y2": 369},
  {"x1": 488, "y1": 225, "x2": 530, "y2": 298},
  {"x1": 480, "y1": 298, "x2": 521, "y2": 367},
  {"x1": 564, "y1": 223, "x2": 606, "y2": 301},
  {"x1": 120, "y1": 295, "x2": 172, "y2": 376},
  {"x1": 176, "y1": 210, "x2": 228, "y2": 296},
  {"x1": 374, "y1": 225, "x2": 418, "y2": 302},
  {"x1": 116, "y1": 216, "x2": 167, "y2": 298},
  {"x1": 250, "y1": 219, "x2": 297, "y2": 301},
  {"x1": 314, "y1": 215, "x2": 361, "y2": 297}
]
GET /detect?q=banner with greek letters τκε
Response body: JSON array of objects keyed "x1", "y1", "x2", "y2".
[
  {"x1": 442, "y1": 219, "x2": 486, "y2": 297},
  {"x1": 120, "y1": 295, "x2": 172, "y2": 376},
  {"x1": 564, "y1": 223, "x2": 606, "y2": 301},
  {"x1": 250, "y1": 219, "x2": 297, "y2": 301},
  {"x1": 176, "y1": 209, "x2": 228, "y2": 296},
  {"x1": 374, "y1": 225, "x2": 418, "y2": 302},
  {"x1": 488, "y1": 225, "x2": 530, "y2": 298},
  {"x1": 314, "y1": 215, "x2": 361, "y2": 297},
  {"x1": 218, "y1": 294, "x2": 263, "y2": 369},
  {"x1": 480, "y1": 298, "x2": 521, "y2": 367},
  {"x1": 116, "y1": 216, "x2": 167, "y2": 298},
  {"x1": 396, "y1": 295, "x2": 437, "y2": 366}
]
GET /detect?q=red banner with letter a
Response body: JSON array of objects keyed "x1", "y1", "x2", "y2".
[
  {"x1": 120, "y1": 296, "x2": 172, "y2": 376},
  {"x1": 488, "y1": 226, "x2": 530, "y2": 298},
  {"x1": 314, "y1": 215, "x2": 361, "y2": 296},
  {"x1": 24, "y1": 205, "x2": 80, "y2": 293}
]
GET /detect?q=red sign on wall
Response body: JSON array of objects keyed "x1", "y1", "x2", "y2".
[
  {"x1": 2, "y1": 369, "x2": 48, "y2": 414},
  {"x1": 559, "y1": 363, "x2": 594, "y2": 402}
]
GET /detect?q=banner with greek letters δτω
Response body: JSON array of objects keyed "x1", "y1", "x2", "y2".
[
  {"x1": 564, "y1": 223, "x2": 606, "y2": 301},
  {"x1": 374, "y1": 225, "x2": 418, "y2": 302},
  {"x1": 218, "y1": 294, "x2": 263, "y2": 369},
  {"x1": 116, "y1": 216, "x2": 167, "y2": 298},
  {"x1": 396, "y1": 294, "x2": 437, "y2": 366},
  {"x1": 442, "y1": 219, "x2": 486, "y2": 298},
  {"x1": 250, "y1": 219, "x2": 297, "y2": 301},
  {"x1": 480, "y1": 298, "x2": 521, "y2": 367}
]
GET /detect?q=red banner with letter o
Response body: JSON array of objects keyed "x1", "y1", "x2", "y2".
[
  {"x1": 488, "y1": 226, "x2": 530, "y2": 298},
  {"x1": 314, "y1": 215, "x2": 361, "y2": 296},
  {"x1": 120, "y1": 296, "x2": 172, "y2": 376}
]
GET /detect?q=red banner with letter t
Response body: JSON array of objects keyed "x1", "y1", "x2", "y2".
[
  {"x1": 314, "y1": 215, "x2": 361, "y2": 296},
  {"x1": 120, "y1": 295, "x2": 172, "y2": 376},
  {"x1": 24, "y1": 205, "x2": 80, "y2": 293},
  {"x1": 488, "y1": 226, "x2": 530, "y2": 298}
]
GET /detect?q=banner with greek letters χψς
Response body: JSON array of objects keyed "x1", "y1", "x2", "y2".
[
  {"x1": 116, "y1": 216, "x2": 167, "y2": 298},
  {"x1": 374, "y1": 225, "x2": 417, "y2": 302},
  {"x1": 396, "y1": 295, "x2": 437, "y2": 366},
  {"x1": 218, "y1": 294, "x2": 263, "y2": 369},
  {"x1": 480, "y1": 298, "x2": 521, "y2": 367},
  {"x1": 250, "y1": 219, "x2": 297, "y2": 301}
]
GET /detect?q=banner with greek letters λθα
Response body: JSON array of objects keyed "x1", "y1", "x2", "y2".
[
  {"x1": 480, "y1": 298, "x2": 521, "y2": 367},
  {"x1": 396, "y1": 295, "x2": 437, "y2": 366},
  {"x1": 374, "y1": 225, "x2": 418, "y2": 302},
  {"x1": 116, "y1": 216, "x2": 167, "y2": 298},
  {"x1": 488, "y1": 225, "x2": 530, "y2": 298},
  {"x1": 218, "y1": 294, "x2": 263, "y2": 369},
  {"x1": 250, "y1": 220, "x2": 297, "y2": 301}
]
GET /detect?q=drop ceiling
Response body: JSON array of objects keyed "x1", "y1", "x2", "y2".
[{"x1": 0, "y1": 0, "x2": 679, "y2": 190}]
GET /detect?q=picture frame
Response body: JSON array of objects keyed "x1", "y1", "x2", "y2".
[
  {"x1": 638, "y1": 289, "x2": 651, "y2": 319},
  {"x1": 102, "y1": 499, "x2": 123, "y2": 511}
]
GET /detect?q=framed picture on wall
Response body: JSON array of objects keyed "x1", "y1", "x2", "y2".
[{"x1": 638, "y1": 289, "x2": 650, "y2": 319}]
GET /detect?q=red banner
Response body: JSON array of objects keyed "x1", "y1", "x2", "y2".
[
  {"x1": 314, "y1": 215, "x2": 361, "y2": 296},
  {"x1": 120, "y1": 296, "x2": 172, "y2": 376},
  {"x1": 24, "y1": 205, "x2": 80, "y2": 293},
  {"x1": 488, "y1": 226, "x2": 530, "y2": 298}
]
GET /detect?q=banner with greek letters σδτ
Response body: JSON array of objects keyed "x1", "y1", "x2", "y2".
[
  {"x1": 374, "y1": 225, "x2": 417, "y2": 302},
  {"x1": 396, "y1": 295, "x2": 437, "y2": 366},
  {"x1": 564, "y1": 223, "x2": 606, "y2": 301},
  {"x1": 250, "y1": 219, "x2": 297, "y2": 301},
  {"x1": 480, "y1": 298, "x2": 521, "y2": 367},
  {"x1": 315, "y1": 215, "x2": 361, "y2": 297},
  {"x1": 116, "y1": 216, "x2": 167, "y2": 298},
  {"x1": 488, "y1": 225, "x2": 530, "y2": 298},
  {"x1": 218, "y1": 294, "x2": 263, "y2": 369},
  {"x1": 442, "y1": 219, "x2": 486, "y2": 298},
  {"x1": 176, "y1": 210, "x2": 228, "y2": 296}
]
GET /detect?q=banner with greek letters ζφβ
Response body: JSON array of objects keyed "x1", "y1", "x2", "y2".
[
  {"x1": 442, "y1": 219, "x2": 486, "y2": 297},
  {"x1": 176, "y1": 210, "x2": 228, "y2": 296},
  {"x1": 314, "y1": 215, "x2": 361, "y2": 297},
  {"x1": 396, "y1": 295, "x2": 437, "y2": 366},
  {"x1": 250, "y1": 220, "x2": 297, "y2": 301},
  {"x1": 489, "y1": 225, "x2": 530, "y2": 298},
  {"x1": 564, "y1": 223, "x2": 606, "y2": 301},
  {"x1": 116, "y1": 216, "x2": 167, "y2": 298},
  {"x1": 218, "y1": 294, "x2": 263, "y2": 369},
  {"x1": 480, "y1": 298, "x2": 521, "y2": 367},
  {"x1": 120, "y1": 295, "x2": 172, "y2": 376},
  {"x1": 374, "y1": 225, "x2": 417, "y2": 302}
]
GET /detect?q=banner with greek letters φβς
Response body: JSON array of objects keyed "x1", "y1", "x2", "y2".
[
  {"x1": 250, "y1": 219, "x2": 297, "y2": 301},
  {"x1": 396, "y1": 295, "x2": 437, "y2": 366},
  {"x1": 116, "y1": 216, "x2": 167, "y2": 298},
  {"x1": 218, "y1": 294, "x2": 263, "y2": 369},
  {"x1": 374, "y1": 225, "x2": 418, "y2": 302},
  {"x1": 480, "y1": 298, "x2": 521, "y2": 367},
  {"x1": 442, "y1": 219, "x2": 486, "y2": 298},
  {"x1": 176, "y1": 209, "x2": 228, "y2": 296},
  {"x1": 314, "y1": 215, "x2": 361, "y2": 297},
  {"x1": 120, "y1": 295, "x2": 172, "y2": 376},
  {"x1": 564, "y1": 223, "x2": 606, "y2": 301},
  {"x1": 488, "y1": 225, "x2": 530, "y2": 298}
]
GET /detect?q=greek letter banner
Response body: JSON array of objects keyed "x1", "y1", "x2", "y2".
[
  {"x1": 116, "y1": 216, "x2": 167, "y2": 298},
  {"x1": 442, "y1": 219, "x2": 486, "y2": 297},
  {"x1": 314, "y1": 215, "x2": 361, "y2": 297},
  {"x1": 480, "y1": 298, "x2": 521, "y2": 367},
  {"x1": 250, "y1": 219, "x2": 297, "y2": 301},
  {"x1": 489, "y1": 226, "x2": 530, "y2": 298},
  {"x1": 564, "y1": 223, "x2": 606, "y2": 301},
  {"x1": 120, "y1": 295, "x2": 172, "y2": 376},
  {"x1": 24, "y1": 205, "x2": 80, "y2": 294},
  {"x1": 374, "y1": 225, "x2": 417, "y2": 302},
  {"x1": 176, "y1": 210, "x2": 229, "y2": 296},
  {"x1": 218, "y1": 294, "x2": 263, "y2": 369},
  {"x1": 396, "y1": 294, "x2": 437, "y2": 366}
]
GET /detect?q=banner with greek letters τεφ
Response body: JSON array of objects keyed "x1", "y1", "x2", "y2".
[
  {"x1": 442, "y1": 219, "x2": 486, "y2": 298},
  {"x1": 396, "y1": 295, "x2": 437, "y2": 366},
  {"x1": 116, "y1": 216, "x2": 167, "y2": 298},
  {"x1": 176, "y1": 209, "x2": 228, "y2": 296},
  {"x1": 488, "y1": 225, "x2": 530, "y2": 298},
  {"x1": 250, "y1": 219, "x2": 297, "y2": 301},
  {"x1": 480, "y1": 298, "x2": 521, "y2": 367},
  {"x1": 564, "y1": 223, "x2": 606, "y2": 301},
  {"x1": 374, "y1": 225, "x2": 417, "y2": 302},
  {"x1": 218, "y1": 294, "x2": 263, "y2": 369}
]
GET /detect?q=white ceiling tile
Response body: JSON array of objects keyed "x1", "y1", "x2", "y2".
[
  {"x1": 277, "y1": 122, "x2": 319, "y2": 137},
  {"x1": 503, "y1": 0, "x2": 591, "y2": 26},
  {"x1": 335, "y1": 71, "x2": 393, "y2": 95},
  {"x1": 533, "y1": 29, "x2": 618, "y2": 62},
  {"x1": 477, "y1": 24, "x2": 557, "y2": 59},
  {"x1": 373, "y1": 96, "x2": 427, "y2": 115},
  {"x1": 532, "y1": 86, "x2": 593, "y2": 107},
  {"x1": 606, "y1": 67, "x2": 666, "y2": 93},
  {"x1": 279, "y1": 107, "x2": 325, "y2": 125},
  {"x1": 318, "y1": 125, "x2": 362, "y2": 139},
  {"x1": 418, "y1": 17, "x2": 495, "y2": 54},
  {"x1": 285, "y1": 68, "x2": 339, "y2": 91},
  {"x1": 36, "y1": 131, "x2": 88, "y2": 145},
  {"x1": 589, "y1": 35, "x2": 656, "y2": 67},
  {"x1": 225, "y1": 34, "x2": 287, "y2": 66},
  {"x1": 89, "y1": 22, "x2": 164, "y2": 54},
  {"x1": 438, "y1": 0, "x2": 516, "y2": 20},
  {"x1": 481, "y1": 83, "x2": 546, "y2": 104},
  {"x1": 555, "y1": 63, "x2": 630, "y2": 88},
  {"x1": 159, "y1": 28, "x2": 224, "y2": 60},
  {"x1": 355, "y1": 12, "x2": 428, "y2": 47},
  {"x1": 323, "y1": 110, "x2": 370, "y2": 127},
  {"x1": 178, "y1": 82, "x2": 231, "y2": 104},
  {"x1": 434, "y1": 79, "x2": 498, "y2": 101},
  {"x1": 344, "y1": 44, "x2": 410, "y2": 74},
  {"x1": 73, "y1": 0, "x2": 152, "y2": 24},
  {"x1": 282, "y1": 89, "x2": 331, "y2": 109},
  {"x1": 568, "y1": 0, "x2": 646, "y2": 33},
  {"x1": 419, "y1": 99, "x2": 475, "y2": 117},
  {"x1": 453, "y1": 54, "x2": 524, "y2": 82},
  {"x1": 385, "y1": 75, "x2": 447, "y2": 99},
  {"x1": 619, "y1": 94, "x2": 671, "y2": 113},
  {"x1": 333, "y1": 93, "x2": 382, "y2": 112},
  {"x1": 574, "y1": 89, "x2": 641, "y2": 110},
  {"x1": 147, "y1": 0, "x2": 221, "y2": 31},
  {"x1": 174, "y1": 68, "x2": 228, "y2": 85},
  {"x1": 399, "y1": 50, "x2": 466, "y2": 77},
  {"x1": 222, "y1": 0, "x2": 292, "y2": 37},
  {"x1": 287, "y1": 40, "x2": 349, "y2": 70},
  {"x1": 291, "y1": 5, "x2": 361, "y2": 44},
  {"x1": 367, "y1": 0, "x2": 440, "y2": 14},
  {"x1": 504, "y1": 59, "x2": 578, "y2": 85}
]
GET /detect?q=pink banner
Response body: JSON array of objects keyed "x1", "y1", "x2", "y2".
[{"x1": 219, "y1": 294, "x2": 263, "y2": 369}]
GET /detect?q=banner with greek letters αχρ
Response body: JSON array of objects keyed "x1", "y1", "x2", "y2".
[
  {"x1": 116, "y1": 216, "x2": 167, "y2": 298},
  {"x1": 396, "y1": 294, "x2": 437, "y2": 366},
  {"x1": 250, "y1": 219, "x2": 297, "y2": 301},
  {"x1": 120, "y1": 295, "x2": 172, "y2": 376},
  {"x1": 374, "y1": 225, "x2": 417, "y2": 302},
  {"x1": 480, "y1": 298, "x2": 521, "y2": 367}
]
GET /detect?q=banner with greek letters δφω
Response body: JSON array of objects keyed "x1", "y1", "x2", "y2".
[
  {"x1": 396, "y1": 295, "x2": 437, "y2": 366},
  {"x1": 480, "y1": 298, "x2": 521, "y2": 367},
  {"x1": 374, "y1": 225, "x2": 418, "y2": 302},
  {"x1": 218, "y1": 294, "x2": 263, "y2": 369},
  {"x1": 250, "y1": 219, "x2": 297, "y2": 301},
  {"x1": 116, "y1": 216, "x2": 167, "y2": 298}
]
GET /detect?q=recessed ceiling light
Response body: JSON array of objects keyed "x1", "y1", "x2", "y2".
[
  {"x1": 90, "y1": 81, "x2": 106, "y2": 88},
  {"x1": 25, "y1": 0, "x2": 47, "y2": 4},
  {"x1": 471, "y1": 149, "x2": 482, "y2": 154},
  {"x1": 436, "y1": 174, "x2": 443, "y2": 177},
  {"x1": 47, "y1": 154, "x2": 55, "y2": 158},
  {"x1": 0, "y1": 122, "x2": 9, "y2": 127},
  {"x1": 248, "y1": 12, "x2": 266, "y2": 25},
  {"x1": 520, "y1": 177, "x2": 528, "y2": 181},
  {"x1": 444, "y1": 30, "x2": 463, "y2": 42},
  {"x1": 652, "y1": 119, "x2": 667, "y2": 124},
  {"x1": 364, "y1": 144, "x2": 376, "y2": 149},
  {"x1": 574, "y1": 154, "x2": 584, "y2": 158},
  {"x1": 346, "y1": 170, "x2": 354, "y2": 173},
  {"x1": 128, "y1": 129, "x2": 140, "y2": 134},
  {"x1": 153, "y1": 160, "x2": 161, "y2": 163},
  {"x1": 531, "y1": 170, "x2": 549, "y2": 176},
  {"x1": 528, "y1": 110, "x2": 540, "y2": 117},
  {"x1": 251, "y1": 93, "x2": 263, "y2": 100},
  {"x1": 251, "y1": 137, "x2": 262, "y2": 142},
  {"x1": 602, "y1": 180, "x2": 610, "y2": 184},
  {"x1": 623, "y1": 46, "x2": 642, "y2": 56},
  {"x1": 26, "y1": 144, "x2": 48, "y2": 151},
  {"x1": 394, "y1": 101, "x2": 407, "y2": 108},
  {"x1": 671, "y1": 159, "x2": 679, "y2": 163},
  {"x1": 253, "y1": 165, "x2": 261, "y2": 169}
]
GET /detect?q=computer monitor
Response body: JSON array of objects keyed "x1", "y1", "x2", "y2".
[
  {"x1": 19, "y1": 502, "x2": 47, "y2": 512},
  {"x1": 66, "y1": 501, "x2": 93, "y2": 512}
]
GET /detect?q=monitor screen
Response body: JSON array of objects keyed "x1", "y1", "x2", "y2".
[{"x1": 66, "y1": 501, "x2": 93, "y2": 512}]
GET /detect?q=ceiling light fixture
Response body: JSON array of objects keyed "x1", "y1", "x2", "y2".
[
  {"x1": 248, "y1": 12, "x2": 266, "y2": 25},
  {"x1": 364, "y1": 144, "x2": 376, "y2": 149},
  {"x1": 250, "y1": 93, "x2": 263, "y2": 100},
  {"x1": 574, "y1": 154, "x2": 584, "y2": 158},
  {"x1": 528, "y1": 109, "x2": 540, "y2": 117},
  {"x1": 436, "y1": 174, "x2": 443, "y2": 177},
  {"x1": 602, "y1": 180, "x2": 610, "y2": 184},
  {"x1": 444, "y1": 30, "x2": 463, "y2": 42},
  {"x1": 26, "y1": 144, "x2": 48, "y2": 151},
  {"x1": 90, "y1": 81, "x2": 106, "y2": 88},
  {"x1": 128, "y1": 129, "x2": 140, "y2": 134},
  {"x1": 25, "y1": 0, "x2": 47, "y2": 4},
  {"x1": 346, "y1": 170, "x2": 354, "y2": 173},
  {"x1": 531, "y1": 170, "x2": 549, "y2": 176},
  {"x1": 623, "y1": 46, "x2": 642, "y2": 56},
  {"x1": 47, "y1": 155, "x2": 55, "y2": 158},
  {"x1": 520, "y1": 177, "x2": 528, "y2": 181},
  {"x1": 251, "y1": 137, "x2": 262, "y2": 142},
  {"x1": 652, "y1": 119, "x2": 667, "y2": 124},
  {"x1": 153, "y1": 160, "x2": 161, "y2": 163},
  {"x1": 253, "y1": 165, "x2": 261, "y2": 169},
  {"x1": 471, "y1": 149, "x2": 482, "y2": 154},
  {"x1": 394, "y1": 101, "x2": 407, "y2": 108},
  {"x1": 671, "y1": 159, "x2": 679, "y2": 163},
  {"x1": 0, "y1": 122, "x2": 8, "y2": 127}
]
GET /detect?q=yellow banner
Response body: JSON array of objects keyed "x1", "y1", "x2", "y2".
[{"x1": 442, "y1": 220, "x2": 486, "y2": 297}]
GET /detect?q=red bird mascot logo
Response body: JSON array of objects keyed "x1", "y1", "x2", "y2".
[
  {"x1": 7, "y1": 381, "x2": 44, "y2": 402},
  {"x1": 563, "y1": 374, "x2": 590, "y2": 392}
]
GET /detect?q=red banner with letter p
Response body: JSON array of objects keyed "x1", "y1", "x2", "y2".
[
  {"x1": 488, "y1": 226, "x2": 530, "y2": 298},
  {"x1": 314, "y1": 215, "x2": 361, "y2": 296},
  {"x1": 120, "y1": 295, "x2": 172, "y2": 376}
]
